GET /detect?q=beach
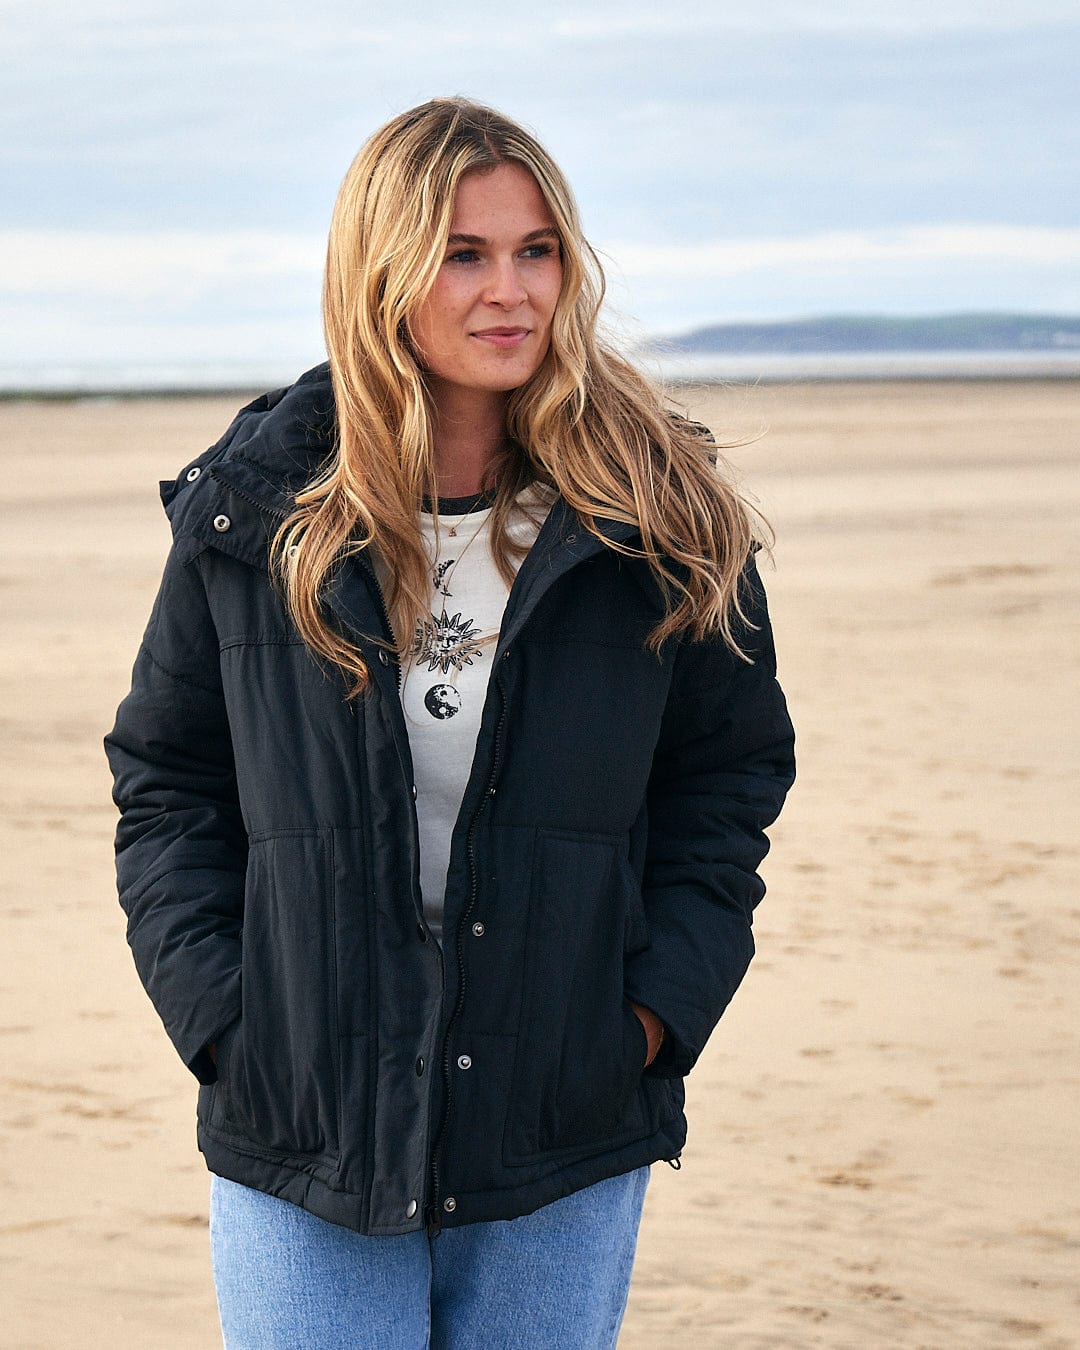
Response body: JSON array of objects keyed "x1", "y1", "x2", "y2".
[{"x1": 1, "y1": 378, "x2": 1077, "y2": 1348}]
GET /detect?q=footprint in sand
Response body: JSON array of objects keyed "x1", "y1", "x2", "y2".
[{"x1": 931, "y1": 563, "x2": 1050, "y2": 587}]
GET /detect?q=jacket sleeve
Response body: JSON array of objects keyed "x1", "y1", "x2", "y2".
[
  {"x1": 623, "y1": 554, "x2": 795, "y2": 1077},
  {"x1": 104, "y1": 545, "x2": 246, "y2": 1085}
]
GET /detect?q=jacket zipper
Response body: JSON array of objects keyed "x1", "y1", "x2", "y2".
[
  {"x1": 359, "y1": 549, "x2": 449, "y2": 1239},
  {"x1": 426, "y1": 660, "x2": 510, "y2": 1235},
  {"x1": 357, "y1": 554, "x2": 402, "y2": 691}
]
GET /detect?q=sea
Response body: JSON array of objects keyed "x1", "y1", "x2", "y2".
[{"x1": 1, "y1": 350, "x2": 1078, "y2": 397}]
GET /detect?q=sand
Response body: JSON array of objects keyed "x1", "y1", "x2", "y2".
[{"x1": 1, "y1": 379, "x2": 1077, "y2": 1348}]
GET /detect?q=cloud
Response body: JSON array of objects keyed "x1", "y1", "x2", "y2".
[
  {"x1": 608, "y1": 225, "x2": 1080, "y2": 277},
  {"x1": 0, "y1": 229, "x2": 323, "y2": 300},
  {"x1": 604, "y1": 226, "x2": 1080, "y2": 330},
  {"x1": 550, "y1": 0, "x2": 1079, "y2": 37},
  {"x1": 3, "y1": 7, "x2": 1076, "y2": 251},
  {"x1": 1, "y1": 223, "x2": 1077, "y2": 366},
  {"x1": 0, "y1": 228, "x2": 326, "y2": 365},
  {"x1": 10, "y1": 0, "x2": 1078, "y2": 42},
  {"x1": 9, "y1": 222, "x2": 1074, "y2": 302}
]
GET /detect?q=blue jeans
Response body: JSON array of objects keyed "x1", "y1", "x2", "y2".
[{"x1": 210, "y1": 1167, "x2": 649, "y2": 1349}]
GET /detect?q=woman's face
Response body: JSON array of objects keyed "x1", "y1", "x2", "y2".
[{"x1": 411, "y1": 162, "x2": 563, "y2": 405}]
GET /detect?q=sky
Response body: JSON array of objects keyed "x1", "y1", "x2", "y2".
[{"x1": 3, "y1": 0, "x2": 1079, "y2": 369}]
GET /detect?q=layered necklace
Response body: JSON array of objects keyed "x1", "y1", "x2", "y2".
[{"x1": 410, "y1": 493, "x2": 499, "y2": 693}]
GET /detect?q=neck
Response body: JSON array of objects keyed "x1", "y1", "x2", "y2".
[{"x1": 428, "y1": 380, "x2": 509, "y2": 497}]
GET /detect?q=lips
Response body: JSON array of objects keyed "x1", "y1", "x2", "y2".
[{"x1": 471, "y1": 326, "x2": 530, "y2": 348}]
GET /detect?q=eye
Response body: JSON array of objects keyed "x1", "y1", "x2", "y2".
[
  {"x1": 523, "y1": 242, "x2": 557, "y2": 260},
  {"x1": 446, "y1": 248, "x2": 479, "y2": 265}
]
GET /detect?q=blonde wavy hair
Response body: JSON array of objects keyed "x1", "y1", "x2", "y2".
[{"x1": 274, "y1": 97, "x2": 766, "y2": 694}]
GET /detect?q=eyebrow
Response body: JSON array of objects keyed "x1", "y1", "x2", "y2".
[{"x1": 446, "y1": 227, "x2": 560, "y2": 246}]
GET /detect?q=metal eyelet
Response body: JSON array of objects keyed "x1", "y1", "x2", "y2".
[{"x1": 213, "y1": 514, "x2": 231, "y2": 532}]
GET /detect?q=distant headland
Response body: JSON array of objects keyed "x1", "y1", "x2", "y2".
[{"x1": 649, "y1": 312, "x2": 1080, "y2": 356}]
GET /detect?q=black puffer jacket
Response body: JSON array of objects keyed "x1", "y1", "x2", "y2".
[{"x1": 105, "y1": 364, "x2": 795, "y2": 1236}]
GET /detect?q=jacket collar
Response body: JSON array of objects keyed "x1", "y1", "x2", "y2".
[
  {"x1": 167, "y1": 362, "x2": 642, "y2": 650},
  {"x1": 494, "y1": 499, "x2": 639, "y2": 658},
  {"x1": 162, "y1": 363, "x2": 334, "y2": 565}
]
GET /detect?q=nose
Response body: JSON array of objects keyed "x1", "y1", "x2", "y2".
[{"x1": 484, "y1": 256, "x2": 527, "y2": 309}]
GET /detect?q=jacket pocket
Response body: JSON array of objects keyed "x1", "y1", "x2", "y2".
[
  {"x1": 504, "y1": 830, "x2": 647, "y2": 1162},
  {"x1": 217, "y1": 829, "x2": 340, "y2": 1157}
]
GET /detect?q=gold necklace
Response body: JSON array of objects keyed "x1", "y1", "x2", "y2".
[
  {"x1": 440, "y1": 490, "x2": 495, "y2": 537},
  {"x1": 429, "y1": 503, "x2": 492, "y2": 596}
]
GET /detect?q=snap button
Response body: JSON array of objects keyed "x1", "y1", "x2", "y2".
[
  {"x1": 405, "y1": 1199, "x2": 417, "y2": 1219},
  {"x1": 443, "y1": 1197, "x2": 457, "y2": 1213},
  {"x1": 415, "y1": 1056, "x2": 425, "y2": 1076},
  {"x1": 457, "y1": 1054, "x2": 472, "y2": 1071},
  {"x1": 471, "y1": 921, "x2": 485, "y2": 937},
  {"x1": 212, "y1": 514, "x2": 231, "y2": 532},
  {"x1": 185, "y1": 466, "x2": 201, "y2": 482}
]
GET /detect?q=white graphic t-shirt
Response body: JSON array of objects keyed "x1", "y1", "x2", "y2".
[{"x1": 401, "y1": 483, "x2": 554, "y2": 941}]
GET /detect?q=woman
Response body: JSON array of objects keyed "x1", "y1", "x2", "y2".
[{"x1": 106, "y1": 98, "x2": 795, "y2": 1348}]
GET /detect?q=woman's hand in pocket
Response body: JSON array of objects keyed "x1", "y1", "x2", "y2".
[{"x1": 629, "y1": 1001, "x2": 665, "y2": 1067}]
